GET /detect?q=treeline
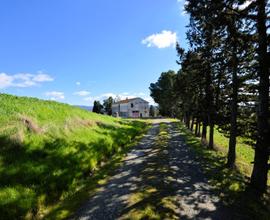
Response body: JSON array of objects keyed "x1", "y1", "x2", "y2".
[
  {"x1": 92, "y1": 97, "x2": 114, "y2": 115},
  {"x1": 150, "y1": 0, "x2": 269, "y2": 194}
]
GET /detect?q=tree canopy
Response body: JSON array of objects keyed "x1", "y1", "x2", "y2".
[
  {"x1": 92, "y1": 100, "x2": 103, "y2": 114},
  {"x1": 150, "y1": 0, "x2": 269, "y2": 195}
]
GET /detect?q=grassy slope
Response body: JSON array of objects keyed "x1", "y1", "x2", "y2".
[{"x1": 0, "y1": 94, "x2": 147, "y2": 220}]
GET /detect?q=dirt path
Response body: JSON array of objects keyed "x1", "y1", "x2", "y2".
[{"x1": 72, "y1": 120, "x2": 231, "y2": 220}]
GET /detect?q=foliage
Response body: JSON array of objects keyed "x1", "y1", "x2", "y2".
[
  {"x1": 149, "y1": 105, "x2": 155, "y2": 117},
  {"x1": 92, "y1": 100, "x2": 103, "y2": 114},
  {"x1": 150, "y1": 0, "x2": 269, "y2": 194},
  {"x1": 149, "y1": 70, "x2": 177, "y2": 117},
  {"x1": 103, "y1": 96, "x2": 113, "y2": 115}
]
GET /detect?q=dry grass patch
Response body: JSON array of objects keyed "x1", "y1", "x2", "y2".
[{"x1": 20, "y1": 115, "x2": 42, "y2": 134}]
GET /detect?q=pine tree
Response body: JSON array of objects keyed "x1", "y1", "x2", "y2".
[
  {"x1": 92, "y1": 100, "x2": 103, "y2": 114},
  {"x1": 103, "y1": 97, "x2": 113, "y2": 115},
  {"x1": 250, "y1": 0, "x2": 270, "y2": 194},
  {"x1": 149, "y1": 105, "x2": 155, "y2": 117},
  {"x1": 149, "y1": 71, "x2": 177, "y2": 117}
]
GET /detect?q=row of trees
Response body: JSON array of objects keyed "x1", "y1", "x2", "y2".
[
  {"x1": 92, "y1": 97, "x2": 114, "y2": 115},
  {"x1": 150, "y1": 0, "x2": 269, "y2": 194}
]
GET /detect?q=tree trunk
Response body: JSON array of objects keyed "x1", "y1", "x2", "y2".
[
  {"x1": 250, "y1": 0, "x2": 269, "y2": 194},
  {"x1": 208, "y1": 119, "x2": 214, "y2": 149},
  {"x1": 186, "y1": 113, "x2": 190, "y2": 129},
  {"x1": 198, "y1": 121, "x2": 201, "y2": 137},
  {"x1": 227, "y1": 97, "x2": 237, "y2": 168},
  {"x1": 183, "y1": 113, "x2": 186, "y2": 124},
  {"x1": 201, "y1": 116, "x2": 207, "y2": 143},
  {"x1": 195, "y1": 119, "x2": 199, "y2": 135},
  {"x1": 227, "y1": 26, "x2": 238, "y2": 168},
  {"x1": 191, "y1": 116, "x2": 195, "y2": 131},
  {"x1": 203, "y1": 23, "x2": 214, "y2": 147}
]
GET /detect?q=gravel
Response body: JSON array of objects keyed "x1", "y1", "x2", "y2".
[{"x1": 71, "y1": 120, "x2": 232, "y2": 220}]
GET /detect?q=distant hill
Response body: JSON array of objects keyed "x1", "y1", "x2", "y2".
[
  {"x1": 0, "y1": 93, "x2": 146, "y2": 220},
  {"x1": 74, "y1": 105, "x2": 93, "y2": 111}
]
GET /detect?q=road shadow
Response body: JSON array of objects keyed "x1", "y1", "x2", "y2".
[{"x1": 73, "y1": 122, "x2": 232, "y2": 220}]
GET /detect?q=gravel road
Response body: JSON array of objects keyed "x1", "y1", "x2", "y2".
[{"x1": 71, "y1": 119, "x2": 232, "y2": 220}]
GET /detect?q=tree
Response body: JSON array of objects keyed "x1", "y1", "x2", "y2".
[
  {"x1": 149, "y1": 105, "x2": 155, "y2": 117},
  {"x1": 170, "y1": 0, "x2": 269, "y2": 195},
  {"x1": 175, "y1": 49, "x2": 205, "y2": 130},
  {"x1": 103, "y1": 96, "x2": 113, "y2": 115},
  {"x1": 92, "y1": 100, "x2": 103, "y2": 114},
  {"x1": 249, "y1": 0, "x2": 270, "y2": 194},
  {"x1": 184, "y1": 0, "x2": 223, "y2": 148},
  {"x1": 149, "y1": 70, "x2": 177, "y2": 117},
  {"x1": 184, "y1": 0, "x2": 269, "y2": 192}
]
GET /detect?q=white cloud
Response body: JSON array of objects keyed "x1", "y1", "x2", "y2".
[
  {"x1": 142, "y1": 30, "x2": 177, "y2": 49},
  {"x1": 74, "y1": 90, "x2": 90, "y2": 96},
  {"x1": 83, "y1": 92, "x2": 155, "y2": 105},
  {"x1": 83, "y1": 96, "x2": 95, "y2": 102},
  {"x1": 76, "y1": 81, "x2": 81, "y2": 86},
  {"x1": 32, "y1": 73, "x2": 54, "y2": 82},
  {"x1": 84, "y1": 93, "x2": 117, "y2": 103},
  {"x1": 143, "y1": 97, "x2": 155, "y2": 105},
  {"x1": 101, "y1": 93, "x2": 117, "y2": 98},
  {"x1": 0, "y1": 73, "x2": 13, "y2": 89},
  {"x1": 0, "y1": 72, "x2": 54, "y2": 89},
  {"x1": 45, "y1": 91, "x2": 65, "y2": 100}
]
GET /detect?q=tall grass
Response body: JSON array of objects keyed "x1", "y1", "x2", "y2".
[{"x1": 0, "y1": 93, "x2": 147, "y2": 220}]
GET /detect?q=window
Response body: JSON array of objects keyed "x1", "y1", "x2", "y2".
[{"x1": 131, "y1": 103, "x2": 134, "y2": 108}]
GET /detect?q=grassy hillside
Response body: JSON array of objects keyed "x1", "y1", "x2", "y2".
[{"x1": 0, "y1": 93, "x2": 147, "y2": 220}]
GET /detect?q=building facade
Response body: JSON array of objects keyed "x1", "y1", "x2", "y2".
[{"x1": 112, "y1": 97, "x2": 149, "y2": 118}]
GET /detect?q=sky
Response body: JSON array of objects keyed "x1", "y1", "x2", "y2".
[{"x1": 0, "y1": 0, "x2": 189, "y2": 106}]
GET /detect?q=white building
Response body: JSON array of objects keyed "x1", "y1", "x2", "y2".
[{"x1": 112, "y1": 97, "x2": 149, "y2": 118}]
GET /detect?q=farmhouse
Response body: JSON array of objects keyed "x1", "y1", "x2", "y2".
[{"x1": 112, "y1": 97, "x2": 149, "y2": 118}]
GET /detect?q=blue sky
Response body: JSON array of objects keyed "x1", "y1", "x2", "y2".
[{"x1": 0, "y1": 0, "x2": 189, "y2": 105}]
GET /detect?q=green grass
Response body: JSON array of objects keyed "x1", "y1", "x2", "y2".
[
  {"x1": 206, "y1": 127, "x2": 269, "y2": 180},
  {"x1": 212, "y1": 127, "x2": 254, "y2": 162},
  {"x1": 0, "y1": 93, "x2": 148, "y2": 220},
  {"x1": 179, "y1": 123, "x2": 270, "y2": 219}
]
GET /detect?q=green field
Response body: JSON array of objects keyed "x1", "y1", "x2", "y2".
[
  {"x1": 207, "y1": 127, "x2": 255, "y2": 176},
  {"x1": 0, "y1": 93, "x2": 147, "y2": 220},
  {"x1": 178, "y1": 124, "x2": 270, "y2": 219}
]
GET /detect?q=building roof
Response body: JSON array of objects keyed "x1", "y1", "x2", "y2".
[{"x1": 113, "y1": 97, "x2": 148, "y2": 104}]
